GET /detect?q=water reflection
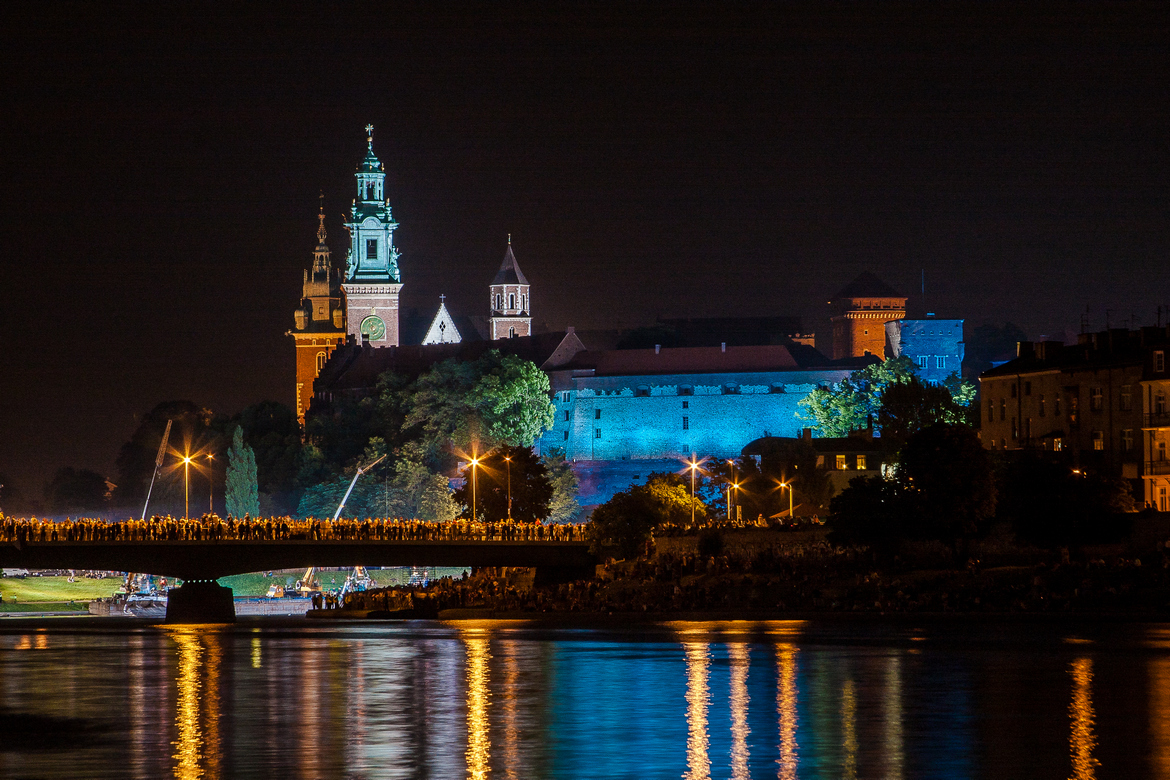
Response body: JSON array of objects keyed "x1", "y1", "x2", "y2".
[
  {"x1": 164, "y1": 627, "x2": 223, "y2": 780},
  {"x1": 1069, "y1": 656, "x2": 1098, "y2": 780},
  {"x1": 464, "y1": 630, "x2": 492, "y2": 779},
  {"x1": 1153, "y1": 655, "x2": 1170, "y2": 778},
  {"x1": 884, "y1": 655, "x2": 904, "y2": 780},
  {"x1": 728, "y1": 643, "x2": 750, "y2": 779},
  {"x1": 776, "y1": 643, "x2": 799, "y2": 779},
  {"x1": 684, "y1": 641, "x2": 711, "y2": 780},
  {"x1": 842, "y1": 677, "x2": 858, "y2": 780}
]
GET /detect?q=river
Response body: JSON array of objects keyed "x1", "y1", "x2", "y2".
[{"x1": 1, "y1": 618, "x2": 1168, "y2": 778}]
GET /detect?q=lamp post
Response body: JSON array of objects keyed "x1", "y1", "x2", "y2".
[
  {"x1": 470, "y1": 455, "x2": 480, "y2": 523},
  {"x1": 687, "y1": 454, "x2": 700, "y2": 528},
  {"x1": 780, "y1": 480, "x2": 793, "y2": 519},
  {"x1": 504, "y1": 454, "x2": 513, "y2": 520},
  {"x1": 181, "y1": 455, "x2": 193, "y2": 519},
  {"x1": 206, "y1": 453, "x2": 214, "y2": 514}
]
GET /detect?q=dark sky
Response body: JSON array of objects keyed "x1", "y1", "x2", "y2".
[{"x1": 2, "y1": 2, "x2": 1168, "y2": 501}]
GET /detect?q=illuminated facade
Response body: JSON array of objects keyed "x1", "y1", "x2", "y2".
[
  {"x1": 342, "y1": 125, "x2": 403, "y2": 348},
  {"x1": 885, "y1": 318, "x2": 965, "y2": 383},
  {"x1": 489, "y1": 239, "x2": 531, "y2": 340},
  {"x1": 829, "y1": 272, "x2": 907, "y2": 360},
  {"x1": 288, "y1": 198, "x2": 347, "y2": 423}
]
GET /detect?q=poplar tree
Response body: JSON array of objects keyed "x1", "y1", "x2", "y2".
[{"x1": 225, "y1": 426, "x2": 260, "y2": 517}]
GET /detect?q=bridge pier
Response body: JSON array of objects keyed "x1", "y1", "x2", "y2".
[{"x1": 165, "y1": 580, "x2": 236, "y2": 624}]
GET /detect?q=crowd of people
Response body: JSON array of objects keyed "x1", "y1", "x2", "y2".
[{"x1": 0, "y1": 514, "x2": 587, "y2": 544}]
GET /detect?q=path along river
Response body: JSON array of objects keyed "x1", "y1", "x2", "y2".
[{"x1": 2, "y1": 617, "x2": 1170, "y2": 779}]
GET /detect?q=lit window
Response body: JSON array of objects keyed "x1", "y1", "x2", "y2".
[
  {"x1": 917, "y1": 355, "x2": 928, "y2": 369},
  {"x1": 816, "y1": 455, "x2": 825, "y2": 468},
  {"x1": 857, "y1": 455, "x2": 867, "y2": 470},
  {"x1": 595, "y1": 428, "x2": 601, "y2": 439},
  {"x1": 835, "y1": 454, "x2": 846, "y2": 470},
  {"x1": 1160, "y1": 441, "x2": 1167, "y2": 462},
  {"x1": 316, "y1": 351, "x2": 327, "y2": 371},
  {"x1": 682, "y1": 416, "x2": 689, "y2": 430},
  {"x1": 1000, "y1": 399, "x2": 1006, "y2": 421},
  {"x1": 1092, "y1": 430, "x2": 1104, "y2": 451},
  {"x1": 1012, "y1": 418, "x2": 1018, "y2": 440},
  {"x1": 366, "y1": 239, "x2": 377, "y2": 259},
  {"x1": 1053, "y1": 437, "x2": 1062, "y2": 452},
  {"x1": 1156, "y1": 392, "x2": 1167, "y2": 415},
  {"x1": 1090, "y1": 387, "x2": 1103, "y2": 411}
]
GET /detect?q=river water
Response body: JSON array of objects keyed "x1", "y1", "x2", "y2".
[{"x1": 1, "y1": 618, "x2": 1169, "y2": 779}]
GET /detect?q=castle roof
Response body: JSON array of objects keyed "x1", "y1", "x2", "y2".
[
  {"x1": 492, "y1": 244, "x2": 529, "y2": 286},
  {"x1": 833, "y1": 272, "x2": 904, "y2": 300},
  {"x1": 557, "y1": 344, "x2": 875, "y2": 378}
]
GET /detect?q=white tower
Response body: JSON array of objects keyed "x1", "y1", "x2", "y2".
[{"x1": 342, "y1": 125, "x2": 403, "y2": 346}]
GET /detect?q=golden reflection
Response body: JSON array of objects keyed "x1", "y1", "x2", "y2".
[
  {"x1": 465, "y1": 632, "x2": 492, "y2": 779},
  {"x1": 684, "y1": 642, "x2": 711, "y2": 780},
  {"x1": 251, "y1": 636, "x2": 262, "y2": 669},
  {"x1": 14, "y1": 635, "x2": 30, "y2": 650},
  {"x1": 1151, "y1": 655, "x2": 1170, "y2": 778},
  {"x1": 776, "y1": 643, "x2": 798, "y2": 780},
  {"x1": 729, "y1": 643, "x2": 750, "y2": 780},
  {"x1": 164, "y1": 627, "x2": 224, "y2": 780},
  {"x1": 884, "y1": 655, "x2": 904, "y2": 780},
  {"x1": 503, "y1": 641, "x2": 519, "y2": 780},
  {"x1": 1069, "y1": 657, "x2": 1099, "y2": 780},
  {"x1": 34, "y1": 630, "x2": 48, "y2": 650},
  {"x1": 842, "y1": 678, "x2": 857, "y2": 780}
]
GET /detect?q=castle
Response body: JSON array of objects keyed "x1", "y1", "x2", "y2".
[{"x1": 293, "y1": 127, "x2": 966, "y2": 508}]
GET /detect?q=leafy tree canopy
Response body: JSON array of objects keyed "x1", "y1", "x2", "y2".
[
  {"x1": 44, "y1": 467, "x2": 109, "y2": 514},
  {"x1": 542, "y1": 448, "x2": 581, "y2": 524},
  {"x1": 453, "y1": 445, "x2": 553, "y2": 522},
  {"x1": 588, "y1": 473, "x2": 708, "y2": 558},
  {"x1": 225, "y1": 426, "x2": 260, "y2": 518}
]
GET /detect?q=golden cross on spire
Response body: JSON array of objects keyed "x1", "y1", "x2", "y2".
[{"x1": 365, "y1": 124, "x2": 374, "y2": 148}]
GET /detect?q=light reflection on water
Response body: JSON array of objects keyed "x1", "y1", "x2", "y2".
[{"x1": 3, "y1": 620, "x2": 1170, "y2": 778}]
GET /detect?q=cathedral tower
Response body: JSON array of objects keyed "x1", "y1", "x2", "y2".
[
  {"x1": 342, "y1": 125, "x2": 403, "y2": 347},
  {"x1": 829, "y1": 271, "x2": 907, "y2": 360},
  {"x1": 489, "y1": 237, "x2": 531, "y2": 339},
  {"x1": 289, "y1": 195, "x2": 346, "y2": 423}
]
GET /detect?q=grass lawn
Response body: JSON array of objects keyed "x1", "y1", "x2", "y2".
[
  {"x1": 0, "y1": 601, "x2": 88, "y2": 613},
  {"x1": 0, "y1": 576, "x2": 122, "y2": 604},
  {"x1": 220, "y1": 567, "x2": 470, "y2": 597}
]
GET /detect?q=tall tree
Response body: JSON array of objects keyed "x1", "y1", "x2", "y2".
[
  {"x1": 877, "y1": 376, "x2": 972, "y2": 453},
  {"x1": 542, "y1": 448, "x2": 581, "y2": 524},
  {"x1": 452, "y1": 446, "x2": 553, "y2": 522},
  {"x1": 44, "y1": 467, "x2": 109, "y2": 514},
  {"x1": 799, "y1": 356, "x2": 919, "y2": 437},
  {"x1": 225, "y1": 426, "x2": 260, "y2": 517}
]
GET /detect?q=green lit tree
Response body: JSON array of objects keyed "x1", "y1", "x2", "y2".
[
  {"x1": 225, "y1": 426, "x2": 260, "y2": 517},
  {"x1": 543, "y1": 448, "x2": 581, "y2": 524}
]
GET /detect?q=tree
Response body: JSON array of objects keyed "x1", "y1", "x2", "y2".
[
  {"x1": 877, "y1": 376, "x2": 972, "y2": 453},
  {"x1": 588, "y1": 473, "x2": 708, "y2": 558},
  {"x1": 225, "y1": 427, "x2": 260, "y2": 517},
  {"x1": 999, "y1": 454, "x2": 1136, "y2": 546},
  {"x1": 235, "y1": 401, "x2": 302, "y2": 504},
  {"x1": 543, "y1": 448, "x2": 581, "y2": 524},
  {"x1": 799, "y1": 356, "x2": 918, "y2": 437},
  {"x1": 44, "y1": 467, "x2": 109, "y2": 514},
  {"x1": 900, "y1": 423, "x2": 996, "y2": 541},
  {"x1": 452, "y1": 446, "x2": 553, "y2": 522},
  {"x1": 827, "y1": 475, "x2": 916, "y2": 553},
  {"x1": 113, "y1": 401, "x2": 221, "y2": 509},
  {"x1": 711, "y1": 442, "x2": 832, "y2": 520}
]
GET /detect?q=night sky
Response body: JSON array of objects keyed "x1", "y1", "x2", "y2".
[{"x1": 2, "y1": 2, "x2": 1168, "y2": 502}]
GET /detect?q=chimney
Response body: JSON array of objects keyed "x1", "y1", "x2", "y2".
[
  {"x1": 721, "y1": 342, "x2": 726, "y2": 352},
  {"x1": 1017, "y1": 341, "x2": 1034, "y2": 358},
  {"x1": 654, "y1": 344, "x2": 661, "y2": 354},
  {"x1": 802, "y1": 428, "x2": 812, "y2": 442}
]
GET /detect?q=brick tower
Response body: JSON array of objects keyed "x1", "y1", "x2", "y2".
[
  {"x1": 288, "y1": 196, "x2": 346, "y2": 424},
  {"x1": 342, "y1": 125, "x2": 403, "y2": 348},
  {"x1": 829, "y1": 272, "x2": 907, "y2": 359},
  {"x1": 489, "y1": 236, "x2": 531, "y2": 339}
]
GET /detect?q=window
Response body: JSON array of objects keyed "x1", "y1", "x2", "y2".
[
  {"x1": 723, "y1": 384, "x2": 739, "y2": 395},
  {"x1": 316, "y1": 351, "x2": 327, "y2": 371},
  {"x1": 1000, "y1": 399, "x2": 1006, "y2": 421},
  {"x1": 1053, "y1": 437, "x2": 1062, "y2": 452},
  {"x1": 522, "y1": 294, "x2": 528, "y2": 311},
  {"x1": 917, "y1": 355, "x2": 928, "y2": 369},
  {"x1": 595, "y1": 428, "x2": 601, "y2": 439},
  {"x1": 509, "y1": 327, "x2": 516, "y2": 338},
  {"x1": 1038, "y1": 394, "x2": 1046, "y2": 417},
  {"x1": 1156, "y1": 350, "x2": 1166, "y2": 373},
  {"x1": 508, "y1": 293, "x2": 515, "y2": 309},
  {"x1": 366, "y1": 239, "x2": 377, "y2": 259},
  {"x1": 1012, "y1": 417, "x2": 1018, "y2": 440},
  {"x1": 1024, "y1": 381, "x2": 1032, "y2": 396},
  {"x1": 563, "y1": 410, "x2": 570, "y2": 422},
  {"x1": 1122, "y1": 429, "x2": 1134, "y2": 452},
  {"x1": 857, "y1": 455, "x2": 867, "y2": 470},
  {"x1": 936, "y1": 356, "x2": 946, "y2": 369},
  {"x1": 1160, "y1": 441, "x2": 1167, "y2": 462},
  {"x1": 1069, "y1": 396, "x2": 1079, "y2": 425},
  {"x1": 1025, "y1": 418, "x2": 1031, "y2": 439},
  {"x1": 816, "y1": 455, "x2": 825, "y2": 468},
  {"x1": 1120, "y1": 385, "x2": 1133, "y2": 412},
  {"x1": 987, "y1": 399, "x2": 995, "y2": 423},
  {"x1": 1001, "y1": 438, "x2": 1007, "y2": 450},
  {"x1": 496, "y1": 294, "x2": 503, "y2": 311},
  {"x1": 835, "y1": 454, "x2": 847, "y2": 470},
  {"x1": 682, "y1": 416, "x2": 689, "y2": 430},
  {"x1": 595, "y1": 409, "x2": 601, "y2": 420},
  {"x1": 563, "y1": 431, "x2": 569, "y2": 441},
  {"x1": 562, "y1": 391, "x2": 570, "y2": 402},
  {"x1": 1090, "y1": 387, "x2": 1103, "y2": 411},
  {"x1": 1093, "y1": 430, "x2": 1104, "y2": 451},
  {"x1": 636, "y1": 387, "x2": 649, "y2": 397},
  {"x1": 682, "y1": 400, "x2": 689, "y2": 409},
  {"x1": 1055, "y1": 395, "x2": 1062, "y2": 416},
  {"x1": 1157, "y1": 392, "x2": 1168, "y2": 415},
  {"x1": 1161, "y1": 486, "x2": 1168, "y2": 513}
]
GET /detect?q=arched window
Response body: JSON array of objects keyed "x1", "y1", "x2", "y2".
[
  {"x1": 366, "y1": 183, "x2": 375, "y2": 200},
  {"x1": 495, "y1": 293, "x2": 502, "y2": 311},
  {"x1": 316, "y1": 352, "x2": 327, "y2": 371},
  {"x1": 509, "y1": 326, "x2": 516, "y2": 338},
  {"x1": 508, "y1": 293, "x2": 516, "y2": 310}
]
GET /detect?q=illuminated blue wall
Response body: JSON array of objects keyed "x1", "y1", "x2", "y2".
[{"x1": 885, "y1": 319, "x2": 964, "y2": 384}]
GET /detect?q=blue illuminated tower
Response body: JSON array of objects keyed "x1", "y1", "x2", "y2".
[{"x1": 342, "y1": 125, "x2": 403, "y2": 346}]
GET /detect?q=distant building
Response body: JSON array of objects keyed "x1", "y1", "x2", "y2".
[
  {"x1": 829, "y1": 272, "x2": 907, "y2": 360},
  {"x1": 979, "y1": 326, "x2": 1170, "y2": 509},
  {"x1": 743, "y1": 429, "x2": 884, "y2": 507},
  {"x1": 886, "y1": 318, "x2": 965, "y2": 384},
  {"x1": 488, "y1": 239, "x2": 532, "y2": 340}
]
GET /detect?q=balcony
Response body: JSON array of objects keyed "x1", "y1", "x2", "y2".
[
  {"x1": 1146, "y1": 461, "x2": 1170, "y2": 476},
  {"x1": 1144, "y1": 412, "x2": 1170, "y2": 428}
]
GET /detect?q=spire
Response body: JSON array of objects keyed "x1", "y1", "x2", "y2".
[
  {"x1": 492, "y1": 240, "x2": 529, "y2": 285},
  {"x1": 316, "y1": 191, "x2": 327, "y2": 246},
  {"x1": 359, "y1": 124, "x2": 382, "y2": 172}
]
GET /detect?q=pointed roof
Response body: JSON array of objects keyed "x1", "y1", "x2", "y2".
[
  {"x1": 358, "y1": 124, "x2": 383, "y2": 173},
  {"x1": 492, "y1": 243, "x2": 529, "y2": 286},
  {"x1": 421, "y1": 298, "x2": 463, "y2": 345},
  {"x1": 833, "y1": 271, "x2": 904, "y2": 300}
]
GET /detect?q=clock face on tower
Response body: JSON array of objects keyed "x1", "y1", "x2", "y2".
[{"x1": 360, "y1": 315, "x2": 386, "y2": 341}]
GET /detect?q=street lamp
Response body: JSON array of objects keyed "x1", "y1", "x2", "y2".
[
  {"x1": 181, "y1": 454, "x2": 193, "y2": 519},
  {"x1": 469, "y1": 455, "x2": 480, "y2": 523},
  {"x1": 779, "y1": 479, "x2": 793, "y2": 519},
  {"x1": 206, "y1": 453, "x2": 214, "y2": 514},
  {"x1": 504, "y1": 454, "x2": 513, "y2": 520},
  {"x1": 686, "y1": 454, "x2": 701, "y2": 527}
]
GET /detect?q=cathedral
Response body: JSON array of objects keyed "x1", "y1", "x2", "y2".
[{"x1": 289, "y1": 126, "x2": 532, "y2": 422}]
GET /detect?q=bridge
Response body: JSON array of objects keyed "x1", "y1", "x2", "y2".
[{"x1": 0, "y1": 539, "x2": 597, "y2": 622}]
